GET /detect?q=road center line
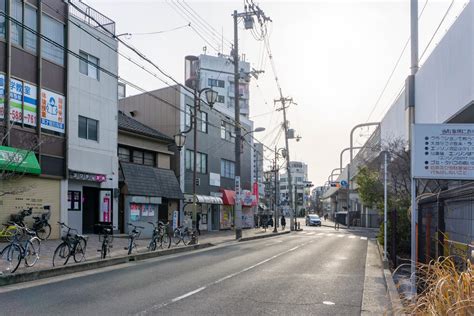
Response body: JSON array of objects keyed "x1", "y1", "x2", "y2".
[{"x1": 171, "y1": 287, "x2": 206, "y2": 302}]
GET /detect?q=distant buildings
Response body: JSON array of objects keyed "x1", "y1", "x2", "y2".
[{"x1": 280, "y1": 161, "x2": 310, "y2": 217}]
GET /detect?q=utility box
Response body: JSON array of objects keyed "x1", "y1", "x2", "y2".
[{"x1": 335, "y1": 212, "x2": 347, "y2": 225}]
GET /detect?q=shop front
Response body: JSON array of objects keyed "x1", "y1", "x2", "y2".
[
  {"x1": 67, "y1": 170, "x2": 115, "y2": 234},
  {"x1": 183, "y1": 195, "x2": 223, "y2": 232},
  {"x1": 220, "y1": 189, "x2": 257, "y2": 229},
  {"x1": 120, "y1": 162, "x2": 183, "y2": 237},
  {"x1": 0, "y1": 146, "x2": 62, "y2": 238},
  {"x1": 220, "y1": 189, "x2": 235, "y2": 230}
]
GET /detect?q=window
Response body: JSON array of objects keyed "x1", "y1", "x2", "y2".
[
  {"x1": 208, "y1": 78, "x2": 225, "y2": 88},
  {"x1": 185, "y1": 105, "x2": 207, "y2": 133},
  {"x1": 42, "y1": 13, "x2": 64, "y2": 65},
  {"x1": 78, "y1": 116, "x2": 98, "y2": 141},
  {"x1": 221, "y1": 121, "x2": 235, "y2": 143},
  {"x1": 185, "y1": 149, "x2": 207, "y2": 174},
  {"x1": 24, "y1": 4, "x2": 37, "y2": 52},
  {"x1": 221, "y1": 159, "x2": 235, "y2": 179},
  {"x1": 133, "y1": 150, "x2": 143, "y2": 164},
  {"x1": 68, "y1": 191, "x2": 81, "y2": 211},
  {"x1": 217, "y1": 95, "x2": 225, "y2": 104},
  {"x1": 11, "y1": 0, "x2": 22, "y2": 45},
  {"x1": 143, "y1": 152, "x2": 154, "y2": 166},
  {"x1": 118, "y1": 147, "x2": 130, "y2": 162},
  {"x1": 79, "y1": 51, "x2": 99, "y2": 80},
  {"x1": 0, "y1": 0, "x2": 6, "y2": 38}
]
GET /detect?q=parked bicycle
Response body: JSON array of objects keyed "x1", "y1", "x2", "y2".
[
  {"x1": 0, "y1": 224, "x2": 41, "y2": 274},
  {"x1": 126, "y1": 223, "x2": 143, "y2": 255},
  {"x1": 53, "y1": 222, "x2": 87, "y2": 267},
  {"x1": 32, "y1": 209, "x2": 52, "y2": 240},
  {"x1": 96, "y1": 224, "x2": 113, "y2": 259},
  {"x1": 0, "y1": 222, "x2": 19, "y2": 242},
  {"x1": 172, "y1": 225, "x2": 192, "y2": 246},
  {"x1": 147, "y1": 221, "x2": 171, "y2": 251},
  {"x1": 8, "y1": 208, "x2": 33, "y2": 240}
]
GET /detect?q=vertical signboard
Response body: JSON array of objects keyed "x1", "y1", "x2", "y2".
[
  {"x1": 9, "y1": 78, "x2": 23, "y2": 123},
  {"x1": 99, "y1": 190, "x2": 112, "y2": 223},
  {"x1": 413, "y1": 124, "x2": 474, "y2": 180},
  {"x1": 23, "y1": 82, "x2": 37, "y2": 127},
  {"x1": 0, "y1": 74, "x2": 4, "y2": 119},
  {"x1": 41, "y1": 89, "x2": 65, "y2": 133}
]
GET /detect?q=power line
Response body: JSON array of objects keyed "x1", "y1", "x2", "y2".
[
  {"x1": 128, "y1": 23, "x2": 191, "y2": 36},
  {"x1": 365, "y1": 0, "x2": 429, "y2": 122}
]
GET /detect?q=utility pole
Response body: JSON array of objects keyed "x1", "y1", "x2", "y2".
[
  {"x1": 273, "y1": 147, "x2": 279, "y2": 233},
  {"x1": 232, "y1": 5, "x2": 271, "y2": 240},
  {"x1": 275, "y1": 97, "x2": 296, "y2": 231}
]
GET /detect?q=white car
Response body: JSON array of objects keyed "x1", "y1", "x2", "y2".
[{"x1": 305, "y1": 214, "x2": 321, "y2": 227}]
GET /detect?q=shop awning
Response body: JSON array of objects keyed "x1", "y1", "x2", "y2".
[
  {"x1": 184, "y1": 194, "x2": 223, "y2": 205},
  {"x1": 221, "y1": 189, "x2": 235, "y2": 205},
  {"x1": 120, "y1": 162, "x2": 184, "y2": 200},
  {"x1": 0, "y1": 146, "x2": 41, "y2": 175}
]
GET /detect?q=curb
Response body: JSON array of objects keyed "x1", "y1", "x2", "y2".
[
  {"x1": 376, "y1": 241, "x2": 405, "y2": 315},
  {"x1": 0, "y1": 243, "x2": 214, "y2": 287},
  {"x1": 239, "y1": 230, "x2": 290, "y2": 242}
]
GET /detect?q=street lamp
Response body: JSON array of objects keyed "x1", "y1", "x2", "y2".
[{"x1": 174, "y1": 133, "x2": 186, "y2": 152}]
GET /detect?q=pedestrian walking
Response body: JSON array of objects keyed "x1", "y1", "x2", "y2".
[
  {"x1": 324, "y1": 213, "x2": 328, "y2": 221},
  {"x1": 281, "y1": 215, "x2": 286, "y2": 231},
  {"x1": 196, "y1": 213, "x2": 201, "y2": 236},
  {"x1": 334, "y1": 217, "x2": 340, "y2": 230}
]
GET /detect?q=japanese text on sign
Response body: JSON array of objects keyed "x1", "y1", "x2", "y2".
[{"x1": 413, "y1": 124, "x2": 474, "y2": 180}]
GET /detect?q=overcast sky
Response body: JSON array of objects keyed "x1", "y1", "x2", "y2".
[{"x1": 89, "y1": 0, "x2": 467, "y2": 186}]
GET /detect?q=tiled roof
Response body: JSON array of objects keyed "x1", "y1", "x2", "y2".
[
  {"x1": 120, "y1": 162, "x2": 184, "y2": 200},
  {"x1": 118, "y1": 111, "x2": 173, "y2": 142}
]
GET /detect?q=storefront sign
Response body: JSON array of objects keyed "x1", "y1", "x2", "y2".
[
  {"x1": 100, "y1": 191, "x2": 112, "y2": 223},
  {"x1": 23, "y1": 82, "x2": 37, "y2": 127},
  {"x1": 9, "y1": 78, "x2": 23, "y2": 123},
  {"x1": 173, "y1": 210, "x2": 179, "y2": 230},
  {"x1": 41, "y1": 89, "x2": 65, "y2": 133},
  {"x1": 0, "y1": 73, "x2": 4, "y2": 119},
  {"x1": 413, "y1": 124, "x2": 474, "y2": 180},
  {"x1": 69, "y1": 170, "x2": 107, "y2": 182},
  {"x1": 130, "y1": 203, "x2": 158, "y2": 221},
  {"x1": 210, "y1": 172, "x2": 220, "y2": 186}
]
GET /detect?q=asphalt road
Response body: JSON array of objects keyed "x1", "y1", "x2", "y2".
[{"x1": 0, "y1": 225, "x2": 375, "y2": 315}]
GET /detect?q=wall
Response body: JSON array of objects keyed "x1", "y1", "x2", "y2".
[
  {"x1": 416, "y1": 1, "x2": 474, "y2": 124},
  {"x1": 380, "y1": 90, "x2": 408, "y2": 143},
  {"x1": 0, "y1": 176, "x2": 61, "y2": 238}
]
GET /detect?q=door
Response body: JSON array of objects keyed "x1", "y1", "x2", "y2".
[
  {"x1": 212, "y1": 206, "x2": 219, "y2": 231},
  {"x1": 82, "y1": 187, "x2": 99, "y2": 234}
]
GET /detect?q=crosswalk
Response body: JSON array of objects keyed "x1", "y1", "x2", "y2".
[{"x1": 297, "y1": 231, "x2": 369, "y2": 240}]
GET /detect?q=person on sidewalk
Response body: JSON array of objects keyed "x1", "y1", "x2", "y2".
[
  {"x1": 335, "y1": 217, "x2": 340, "y2": 230},
  {"x1": 196, "y1": 213, "x2": 201, "y2": 236},
  {"x1": 281, "y1": 215, "x2": 286, "y2": 231}
]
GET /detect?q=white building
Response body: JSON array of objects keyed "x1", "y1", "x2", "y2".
[
  {"x1": 64, "y1": 2, "x2": 119, "y2": 234},
  {"x1": 280, "y1": 161, "x2": 309, "y2": 216}
]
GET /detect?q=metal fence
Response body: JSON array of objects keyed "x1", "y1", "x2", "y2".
[{"x1": 69, "y1": 0, "x2": 116, "y2": 35}]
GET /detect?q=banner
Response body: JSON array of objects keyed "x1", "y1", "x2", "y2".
[
  {"x1": 23, "y1": 82, "x2": 37, "y2": 126},
  {"x1": 41, "y1": 89, "x2": 65, "y2": 133},
  {"x1": 9, "y1": 78, "x2": 22, "y2": 123},
  {"x1": 0, "y1": 74, "x2": 4, "y2": 119}
]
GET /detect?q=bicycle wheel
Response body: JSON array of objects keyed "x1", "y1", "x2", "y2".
[
  {"x1": 100, "y1": 241, "x2": 107, "y2": 259},
  {"x1": 73, "y1": 237, "x2": 87, "y2": 263},
  {"x1": 183, "y1": 230, "x2": 191, "y2": 245},
  {"x1": 36, "y1": 224, "x2": 52, "y2": 240},
  {"x1": 161, "y1": 233, "x2": 171, "y2": 249},
  {"x1": 24, "y1": 237, "x2": 41, "y2": 267},
  {"x1": 4, "y1": 226, "x2": 18, "y2": 242},
  {"x1": 53, "y1": 243, "x2": 70, "y2": 266},
  {"x1": 172, "y1": 229, "x2": 181, "y2": 245},
  {"x1": 148, "y1": 238, "x2": 157, "y2": 251},
  {"x1": 0, "y1": 244, "x2": 21, "y2": 274},
  {"x1": 127, "y1": 238, "x2": 134, "y2": 255}
]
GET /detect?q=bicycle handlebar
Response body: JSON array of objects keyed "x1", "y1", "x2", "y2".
[{"x1": 127, "y1": 223, "x2": 144, "y2": 229}]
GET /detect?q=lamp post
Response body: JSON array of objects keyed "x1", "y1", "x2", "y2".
[{"x1": 179, "y1": 87, "x2": 217, "y2": 237}]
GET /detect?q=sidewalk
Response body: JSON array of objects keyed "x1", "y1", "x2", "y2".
[{"x1": 0, "y1": 227, "x2": 288, "y2": 274}]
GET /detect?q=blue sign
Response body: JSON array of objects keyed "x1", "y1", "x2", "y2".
[{"x1": 340, "y1": 180, "x2": 348, "y2": 187}]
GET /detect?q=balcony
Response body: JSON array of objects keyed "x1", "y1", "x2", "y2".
[{"x1": 69, "y1": 0, "x2": 116, "y2": 36}]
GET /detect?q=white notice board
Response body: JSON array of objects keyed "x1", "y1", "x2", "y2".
[{"x1": 413, "y1": 124, "x2": 474, "y2": 180}]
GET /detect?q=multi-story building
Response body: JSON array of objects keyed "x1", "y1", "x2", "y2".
[
  {"x1": 253, "y1": 142, "x2": 264, "y2": 200},
  {"x1": 65, "y1": 1, "x2": 119, "y2": 234},
  {"x1": 0, "y1": 0, "x2": 69, "y2": 238},
  {"x1": 119, "y1": 83, "x2": 255, "y2": 231},
  {"x1": 280, "y1": 161, "x2": 309, "y2": 216}
]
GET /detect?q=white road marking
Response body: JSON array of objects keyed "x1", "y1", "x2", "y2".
[
  {"x1": 349, "y1": 235, "x2": 356, "y2": 239},
  {"x1": 323, "y1": 301, "x2": 335, "y2": 305},
  {"x1": 336, "y1": 234, "x2": 345, "y2": 238},
  {"x1": 317, "y1": 233, "x2": 325, "y2": 236},
  {"x1": 171, "y1": 287, "x2": 206, "y2": 302},
  {"x1": 360, "y1": 237, "x2": 368, "y2": 240}
]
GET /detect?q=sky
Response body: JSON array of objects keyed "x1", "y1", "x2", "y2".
[{"x1": 88, "y1": 0, "x2": 468, "y2": 186}]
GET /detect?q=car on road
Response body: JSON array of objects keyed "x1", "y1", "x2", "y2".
[{"x1": 305, "y1": 214, "x2": 321, "y2": 227}]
